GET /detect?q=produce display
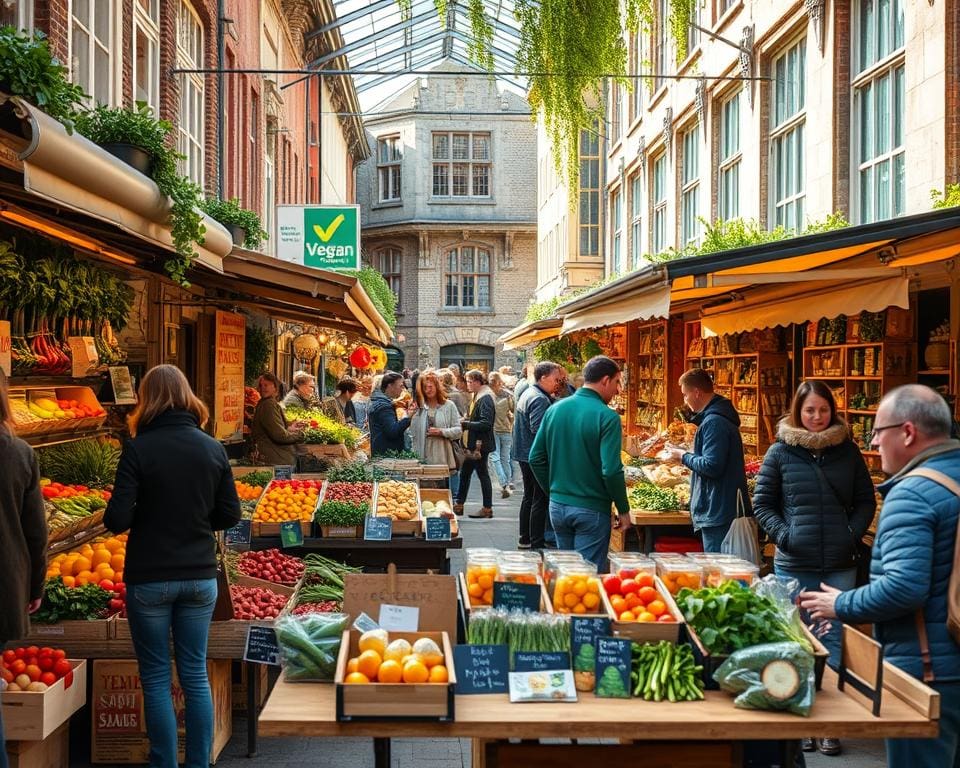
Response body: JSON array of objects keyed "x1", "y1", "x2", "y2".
[
  {"x1": 24, "y1": 394, "x2": 106, "y2": 421},
  {"x1": 236, "y1": 549, "x2": 305, "y2": 586},
  {"x1": 658, "y1": 560, "x2": 704, "y2": 596},
  {"x1": 421, "y1": 498, "x2": 454, "y2": 519},
  {"x1": 464, "y1": 559, "x2": 499, "y2": 607},
  {"x1": 252, "y1": 479, "x2": 321, "y2": 524},
  {"x1": 230, "y1": 585, "x2": 289, "y2": 620},
  {"x1": 46, "y1": 534, "x2": 126, "y2": 588},
  {"x1": 292, "y1": 555, "x2": 362, "y2": 609},
  {"x1": 466, "y1": 609, "x2": 570, "y2": 660},
  {"x1": 0, "y1": 646, "x2": 75, "y2": 692},
  {"x1": 603, "y1": 573, "x2": 675, "y2": 623},
  {"x1": 631, "y1": 641, "x2": 705, "y2": 701},
  {"x1": 283, "y1": 407, "x2": 361, "y2": 449},
  {"x1": 33, "y1": 577, "x2": 112, "y2": 622},
  {"x1": 314, "y1": 482, "x2": 372, "y2": 528},
  {"x1": 551, "y1": 568, "x2": 604, "y2": 615},
  {"x1": 42, "y1": 481, "x2": 111, "y2": 531},
  {"x1": 38, "y1": 438, "x2": 120, "y2": 488},
  {"x1": 374, "y1": 480, "x2": 419, "y2": 522},
  {"x1": 326, "y1": 460, "x2": 385, "y2": 483},
  {"x1": 343, "y1": 630, "x2": 448, "y2": 684},
  {"x1": 235, "y1": 477, "x2": 268, "y2": 517},
  {"x1": 644, "y1": 464, "x2": 688, "y2": 488},
  {"x1": 275, "y1": 612, "x2": 349, "y2": 681},
  {"x1": 714, "y1": 642, "x2": 815, "y2": 716},
  {"x1": 629, "y1": 483, "x2": 680, "y2": 512}
]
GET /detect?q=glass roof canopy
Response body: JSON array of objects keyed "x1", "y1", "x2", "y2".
[{"x1": 316, "y1": 0, "x2": 527, "y2": 109}]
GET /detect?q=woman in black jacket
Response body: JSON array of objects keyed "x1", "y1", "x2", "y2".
[
  {"x1": 752, "y1": 380, "x2": 875, "y2": 757},
  {"x1": 455, "y1": 369, "x2": 496, "y2": 519},
  {"x1": 104, "y1": 365, "x2": 241, "y2": 768}
]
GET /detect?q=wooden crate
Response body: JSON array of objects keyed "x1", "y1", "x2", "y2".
[
  {"x1": 334, "y1": 630, "x2": 455, "y2": 721},
  {"x1": 372, "y1": 481, "x2": 421, "y2": 536},
  {"x1": 5, "y1": 722, "x2": 69, "y2": 768},
  {"x1": 418, "y1": 488, "x2": 459, "y2": 537},
  {"x1": 601, "y1": 577, "x2": 684, "y2": 643},
  {"x1": 2, "y1": 661, "x2": 87, "y2": 741},
  {"x1": 302, "y1": 443, "x2": 351, "y2": 460},
  {"x1": 458, "y1": 572, "x2": 551, "y2": 618},
  {"x1": 317, "y1": 524, "x2": 361, "y2": 538},
  {"x1": 28, "y1": 618, "x2": 114, "y2": 641},
  {"x1": 252, "y1": 520, "x2": 312, "y2": 538},
  {"x1": 90, "y1": 659, "x2": 231, "y2": 764}
]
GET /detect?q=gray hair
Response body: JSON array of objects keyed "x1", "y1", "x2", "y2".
[
  {"x1": 882, "y1": 384, "x2": 952, "y2": 438},
  {"x1": 488, "y1": 372, "x2": 502, "y2": 386},
  {"x1": 292, "y1": 371, "x2": 315, "y2": 387}
]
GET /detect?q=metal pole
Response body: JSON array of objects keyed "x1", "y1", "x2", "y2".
[
  {"x1": 216, "y1": 4, "x2": 226, "y2": 198},
  {"x1": 305, "y1": 75, "x2": 311, "y2": 203}
]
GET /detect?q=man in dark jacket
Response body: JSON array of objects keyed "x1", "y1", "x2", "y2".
[
  {"x1": 512, "y1": 361, "x2": 563, "y2": 548},
  {"x1": 666, "y1": 368, "x2": 750, "y2": 552},
  {"x1": 368, "y1": 371, "x2": 417, "y2": 457},
  {"x1": 801, "y1": 385, "x2": 960, "y2": 768}
]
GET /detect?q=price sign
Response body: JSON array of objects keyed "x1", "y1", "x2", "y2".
[
  {"x1": 273, "y1": 465, "x2": 294, "y2": 480},
  {"x1": 364, "y1": 515, "x2": 392, "y2": 541},
  {"x1": 243, "y1": 626, "x2": 280, "y2": 666},
  {"x1": 424, "y1": 517, "x2": 451, "y2": 541},
  {"x1": 453, "y1": 644, "x2": 508, "y2": 694},
  {"x1": 225, "y1": 519, "x2": 252, "y2": 547},
  {"x1": 279, "y1": 521, "x2": 304, "y2": 548},
  {"x1": 594, "y1": 637, "x2": 632, "y2": 699},
  {"x1": 377, "y1": 604, "x2": 419, "y2": 632},
  {"x1": 492, "y1": 581, "x2": 541, "y2": 613},
  {"x1": 513, "y1": 652, "x2": 571, "y2": 673},
  {"x1": 570, "y1": 616, "x2": 610, "y2": 678}
]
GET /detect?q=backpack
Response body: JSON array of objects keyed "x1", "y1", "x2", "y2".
[{"x1": 901, "y1": 467, "x2": 960, "y2": 680}]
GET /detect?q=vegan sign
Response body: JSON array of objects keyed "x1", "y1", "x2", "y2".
[{"x1": 276, "y1": 205, "x2": 360, "y2": 270}]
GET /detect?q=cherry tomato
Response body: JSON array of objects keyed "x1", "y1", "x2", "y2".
[
  {"x1": 601, "y1": 575, "x2": 621, "y2": 596},
  {"x1": 620, "y1": 578, "x2": 639, "y2": 595}
]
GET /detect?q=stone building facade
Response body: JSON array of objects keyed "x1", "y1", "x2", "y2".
[{"x1": 357, "y1": 63, "x2": 537, "y2": 372}]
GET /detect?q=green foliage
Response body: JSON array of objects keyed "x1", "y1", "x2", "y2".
[
  {"x1": 245, "y1": 323, "x2": 273, "y2": 385},
  {"x1": 0, "y1": 27, "x2": 87, "y2": 131},
  {"x1": 346, "y1": 266, "x2": 397, "y2": 328},
  {"x1": 466, "y1": 0, "x2": 494, "y2": 70},
  {"x1": 524, "y1": 295, "x2": 564, "y2": 323},
  {"x1": 200, "y1": 197, "x2": 269, "y2": 250},
  {"x1": 74, "y1": 103, "x2": 205, "y2": 286},
  {"x1": 931, "y1": 185, "x2": 960, "y2": 209},
  {"x1": 669, "y1": 0, "x2": 697, "y2": 64}
]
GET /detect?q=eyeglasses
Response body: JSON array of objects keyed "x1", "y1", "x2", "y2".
[{"x1": 870, "y1": 422, "x2": 905, "y2": 443}]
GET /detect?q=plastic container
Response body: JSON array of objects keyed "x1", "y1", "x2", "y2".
[
  {"x1": 543, "y1": 552, "x2": 584, "y2": 595},
  {"x1": 717, "y1": 561, "x2": 760, "y2": 587},
  {"x1": 496, "y1": 558, "x2": 539, "y2": 585},
  {"x1": 608, "y1": 552, "x2": 655, "y2": 581},
  {"x1": 552, "y1": 562, "x2": 603, "y2": 615},
  {"x1": 464, "y1": 552, "x2": 500, "y2": 607},
  {"x1": 500, "y1": 550, "x2": 543, "y2": 578},
  {"x1": 657, "y1": 559, "x2": 704, "y2": 596}
]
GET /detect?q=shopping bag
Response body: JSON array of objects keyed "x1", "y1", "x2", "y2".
[{"x1": 721, "y1": 490, "x2": 761, "y2": 565}]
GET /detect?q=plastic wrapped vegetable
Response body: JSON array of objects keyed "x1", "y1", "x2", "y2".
[
  {"x1": 275, "y1": 612, "x2": 351, "y2": 681},
  {"x1": 713, "y1": 642, "x2": 816, "y2": 717}
]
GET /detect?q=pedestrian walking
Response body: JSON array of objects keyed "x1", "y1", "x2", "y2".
[
  {"x1": 514, "y1": 365, "x2": 532, "y2": 400},
  {"x1": 513, "y1": 361, "x2": 563, "y2": 548},
  {"x1": 488, "y1": 372, "x2": 516, "y2": 498},
  {"x1": 368, "y1": 371, "x2": 417, "y2": 457},
  {"x1": 455, "y1": 370, "x2": 496, "y2": 519},
  {"x1": 103, "y1": 365, "x2": 242, "y2": 768},
  {"x1": 800, "y1": 385, "x2": 960, "y2": 768},
  {"x1": 529, "y1": 356, "x2": 631, "y2": 571},
  {"x1": 665, "y1": 368, "x2": 750, "y2": 552}
]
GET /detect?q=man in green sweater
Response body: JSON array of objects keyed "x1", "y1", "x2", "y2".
[{"x1": 529, "y1": 356, "x2": 631, "y2": 570}]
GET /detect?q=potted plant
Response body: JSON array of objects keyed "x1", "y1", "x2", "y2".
[
  {"x1": 74, "y1": 101, "x2": 165, "y2": 174},
  {"x1": 199, "y1": 197, "x2": 269, "y2": 250}
]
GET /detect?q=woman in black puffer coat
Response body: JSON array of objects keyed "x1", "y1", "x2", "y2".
[{"x1": 456, "y1": 369, "x2": 496, "y2": 519}]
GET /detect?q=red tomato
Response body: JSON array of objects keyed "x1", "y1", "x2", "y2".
[
  {"x1": 10, "y1": 660, "x2": 25, "y2": 675},
  {"x1": 14, "y1": 648, "x2": 26, "y2": 659},
  {"x1": 620, "y1": 579, "x2": 639, "y2": 595},
  {"x1": 99, "y1": 579, "x2": 115, "y2": 592},
  {"x1": 625, "y1": 593, "x2": 643, "y2": 611},
  {"x1": 53, "y1": 659, "x2": 71, "y2": 679},
  {"x1": 40, "y1": 672, "x2": 56, "y2": 687},
  {"x1": 25, "y1": 664, "x2": 41, "y2": 682},
  {"x1": 38, "y1": 656, "x2": 54, "y2": 671},
  {"x1": 52, "y1": 649, "x2": 66, "y2": 661},
  {"x1": 657, "y1": 614, "x2": 675, "y2": 623},
  {"x1": 2, "y1": 649, "x2": 15, "y2": 663},
  {"x1": 618, "y1": 568, "x2": 639, "y2": 580},
  {"x1": 638, "y1": 586, "x2": 658, "y2": 604},
  {"x1": 601, "y1": 575, "x2": 621, "y2": 596},
  {"x1": 38, "y1": 647, "x2": 53, "y2": 657},
  {"x1": 63, "y1": 670, "x2": 74, "y2": 689},
  {"x1": 0, "y1": 668, "x2": 12, "y2": 684},
  {"x1": 636, "y1": 573, "x2": 655, "y2": 589},
  {"x1": 25, "y1": 646, "x2": 38, "y2": 658}
]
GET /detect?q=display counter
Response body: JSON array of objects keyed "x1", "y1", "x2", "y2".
[{"x1": 250, "y1": 536, "x2": 463, "y2": 574}]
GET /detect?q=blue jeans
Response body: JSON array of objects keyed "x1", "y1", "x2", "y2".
[
  {"x1": 774, "y1": 567, "x2": 857, "y2": 671},
  {"x1": 126, "y1": 579, "x2": 218, "y2": 768},
  {"x1": 699, "y1": 521, "x2": 733, "y2": 554},
  {"x1": 489, "y1": 433, "x2": 515, "y2": 488},
  {"x1": 448, "y1": 471, "x2": 460, "y2": 499},
  {"x1": 549, "y1": 501, "x2": 611, "y2": 571},
  {"x1": 887, "y1": 680, "x2": 960, "y2": 767}
]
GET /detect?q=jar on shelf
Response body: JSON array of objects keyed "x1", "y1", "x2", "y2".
[
  {"x1": 500, "y1": 550, "x2": 543, "y2": 578},
  {"x1": 465, "y1": 551, "x2": 500, "y2": 607},
  {"x1": 657, "y1": 559, "x2": 704, "y2": 596},
  {"x1": 552, "y1": 562, "x2": 603, "y2": 615}
]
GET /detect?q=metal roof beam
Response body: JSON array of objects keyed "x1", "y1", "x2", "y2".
[
  {"x1": 446, "y1": 29, "x2": 520, "y2": 66},
  {"x1": 347, "y1": 30, "x2": 447, "y2": 78},
  {"x1": 355, "y1": 48, "x2": 448, "y2": 92},
  {"x1": 450, "y1": 5, "x2": 522, "y2": 39},
  {"x1": 306, "y1": 0, "x2": 396, "y2": 41},
  {"x1": 309, "y1": 7, "x2": 441, "y2": 67},
  {"x1": 447, "y1": 53, "x2": 526, "y2": 90}
]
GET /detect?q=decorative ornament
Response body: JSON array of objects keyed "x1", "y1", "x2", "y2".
[
  {"x1": 368, "y1": 348, "x2": 388, "y2": 371},
  {"x1": 663, "y1": 108, "x2": 673, "y2": 154},
  {"x1": 349, "y1": 346, "x2": 372, "y2": 368},
  {"x1": 637, "y1": 135, "x2": 647, "y2": 172},
  {"x1": 805, "y1": 0, "x2": 825, "y2": 54},
  {"x1": 292, "y1": 333, "x2": 320, "y2": 362},
  {"x1": 695, "y1": 77, "x2": 706, "y2": 122},
  {"x1": 740, "y1": 25, "x2": 755, "y2": 108}
]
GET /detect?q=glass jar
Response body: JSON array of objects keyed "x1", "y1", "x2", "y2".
[
  {"x1": 497, "y1": 558, "x2": 539, "y2": 585},
  {"x1": 552, "y1": 562, "x2": 602, "y2": 615},
  {"x1": 465, "y1": 552, "x2": 500, "y2": 607},
  {"x1": 543, "y1": 552, "x2": 584, "y2": 595},
  {"x1": 657, "y1": 559, "x2": 704, "y2": 596},
  {"x1": 500, "y1": 550, "x2": 543, "y2": 578}
]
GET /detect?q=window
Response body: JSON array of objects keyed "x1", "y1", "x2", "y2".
[
  {"x1": 630, "y1": 173, "x2": 642, "y2": 268},
  {"x1": 654, "y1": 0, "x2": 669, "y2": 90},
  {"x1": 176, "y1": 0, "x2": 204, "y2": 186},
  {"x1": 652, "y1": 153, "x2": 668, "y2": 254},
  {"x1": 610, "y1": 82, "x2": 622, "y2": 144},
  {"x1": 432, "y1": 132, "x2": 490, "y2": 197},
  {"x1": 630, "y1": 33, "x2": 643, "y2": 121},
  {"x1": 1, "y1": 1, "x2": 32, "y2": 30},
  {"x1": 579, "y1": 124, "x2": 600, "y2": 257},
  {"x1": 377, "y1": 136, "x2": 402, "y2": 203},
  {"x1": 611, "y1": 189, "x2": 623, "y2": 275},
  {"x1": 718, "y1": 0, "x2": 735, "y2": 14},
  {"x1": 133, "y1": 0, "x2": 160, "y2": 114},
  {"x1": 686, "y1": 0, "x2": 702, "y2": 57},
  {"x1": 854, "y1": 0, "x2": 905, "y2": 223},
  {"x1": 681, "y1": 124, "x2": 700, "y2": 247},
  {"x1": 719, "y1": 90, "x2": 741, "y2": 220},
  {"x1": 444, "y1": 246, "x2": 491, "y2": 309},
  {"x1": 373, "y1": 247, "x2": 402, "y2": 308},
  {"x1": 71, "y1": 0, "x2": 116, "y2": 105},
  {"x1": 771, "y1": 39, "x2": 806, "y2": 231}
]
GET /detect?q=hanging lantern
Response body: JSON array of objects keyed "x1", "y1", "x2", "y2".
[
  {"x1": 349, "y1": 346, "x2": 372, "y2": 368},
  {"x1": 368, "y1": 347, "x2": 388, "y2": 370},
  {"x1": 292, "y1": 333, "x2": 320, "y2": 362}
]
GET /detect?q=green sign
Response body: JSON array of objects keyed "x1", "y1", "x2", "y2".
[{"x1": 276, "y1": 205, "x2": 360, "y2": 270}]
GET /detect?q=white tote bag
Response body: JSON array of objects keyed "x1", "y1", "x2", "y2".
[{"x1": 720, "y1": 489, "x2": 761, "y2": 565}]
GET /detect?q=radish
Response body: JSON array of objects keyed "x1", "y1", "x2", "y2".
[{"x1": 760, "y1": 660, "x2": 801, "y2": 700}]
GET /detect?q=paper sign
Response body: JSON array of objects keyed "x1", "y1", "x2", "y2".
[
  {"x1": 571, "y1": 617, "x2": 611, "y2": 684},
  {"x1": 213, "y1": 311, "x2": 245, "y2": 441},
  {"x1": 493, "y1": 581, "x2": 541, "y2": 613},
  {"x1": 109, "y1": 366, "x2": 137, "y2": 404},
  {"x1": 364, "y1": 515, "x2": 392, "y2": 541},
  {"x1": 508, "y1": 669, "x2": 578, "y2": 702},
  {"x1": 243, "y1": 626, "x2": 280, "y2": 665},
  {"x1": 454, "y1": 644, "x2": 508, "y2": 694},
  {"x1": 513, "y1": 652, "x2": 571, "y2": 673},
  {"x1": 424, "y1": 517, "x2": 451, "y2": 541},
  {"x1": 594, "y1": 637, "x2": 632, "y2": 698},
  {"x1": 225, "y1": 519, "x2": 252, "y2": 547},
  {"x1": 0, "y1": 320, "x2": 9, "y2": 376},
  {"x1": 279, "y1": 521, "x2": 304, "y2": 548},
  {"x1": 273, "y1": 465, "x2": 294, "y2": 480},
  {"x1": 378, "y1": 603, "x2": 419, "y2": 632},
  {"x1": 68, "y1": 336, "x2": 99, "y2": 378}
]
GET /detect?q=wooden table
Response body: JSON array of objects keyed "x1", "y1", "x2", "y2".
[
  {"x1": 250, "y1": 536, "x2": 463, "y2": 574},
  {"x1": 629, "y1": 510, "x2": 694, "y2": 553},
  {"x1": 258, "y1": 668, "x2": 938, "y2": 768}
]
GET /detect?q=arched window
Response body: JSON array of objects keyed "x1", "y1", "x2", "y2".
[
  {"x1": 444, "y1": 245, "x2": 491, "y2": 309},
  {"x1": 372, "y1": 247, "x2": 402, "y2": 309},
  {"x1": 176, "y1": 0, "x2": 205, "y2": 186}
]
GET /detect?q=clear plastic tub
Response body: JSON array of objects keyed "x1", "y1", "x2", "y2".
[
  {"x1": 464, "y1": 552, "x2": 500, "y2": 607},
  {"x1": 496, "y1": 558, "x2": 539, "y2": 585},
  {"x1": 552, "y1": 562, "x2": 603, "y2": 615},
  {"x1": 500, "y1": 550, "x2": 543, "y2": 578},
  {"x1": 543, "y1": 552, "x2": 585, "y2": 595},
  {"x1": 717, "y1": 561, "x2": 760, "y2": 587},
  {"x1": 608, "y1": 552, "x2": 655, "y2": 581},
  {"x1": 657, "y1": 559, "x2": 704, "y2": 596}
]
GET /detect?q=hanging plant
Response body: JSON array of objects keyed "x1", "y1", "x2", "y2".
[{"x1": 466, "y1": 0, "x2": 494, "y2": 71}]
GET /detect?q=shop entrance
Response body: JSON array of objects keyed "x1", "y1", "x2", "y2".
[{"x1": 439, "y1": 343, "x2": 494, "y2": 374}]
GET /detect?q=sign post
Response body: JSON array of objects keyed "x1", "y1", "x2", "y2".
[{"x1": 276, "y1": 205, "x2": 361, "y2": 270}]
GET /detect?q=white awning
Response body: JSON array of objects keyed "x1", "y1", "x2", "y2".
[
  {"x1": 700, "y1": 277, "x2": 910, "y2": 337},
  {"x1": 561, "y1": 280, "x2": 670, "y2": 335},
  {"x1": 497, "y1": 318, "x2": 563, "y2": 350}
]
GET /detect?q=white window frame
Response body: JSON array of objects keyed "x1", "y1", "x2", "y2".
[
  {"x1": 133, "y1": 0, "x2": 160, "y2": 114},
  {"x1": 1, "y1": 1, "x2": 33, "y2": 30},
  {"x1": 611, "y1": 188, "x2": 623, "y2": 275},
  {"x1": 654, "y1": 0, "x2": 669, "y2": 91},
  {"x1": 70, "y1": 0, "x2": 119, "y2": 106},
  {"x1": 719, "y1": 90, "x2": 741, "y2": 221},
  {"x1": 431, "y1": 132, "x2": 491, "y2": 198},
  {"x1": 852, "y1": 0, "x2": 905, "y2": 224},
  {"x1": 176, "y1": 0, "x2": 205, "y2": 187},
  {"x1": 770, "y1": 38, "x2": 806, "y2": 232},
  {"x1": 443, "y1": 245, "x2": 492, "y2": 309},
  {"x1": 652, "y1": 153, "x2": 668, "y2": 254},
  {"x1": 579, "y1": 124, "x2": 600, "y2": 257},
  {"x1": 610, "y1": 81, "x2": 622, "y2": 145},
  {"x1": 377, "y1": 135, "x2": 402, "y2": 203},
  {"x1": 373, "y1": 247, "x2": 402, "y2": 309},
  {"x1": 680, "y1": 124, "x2": 700, "y2": 247},
  {"x1": 630, "y1": 172, "x2": 642, "y2": 269}
]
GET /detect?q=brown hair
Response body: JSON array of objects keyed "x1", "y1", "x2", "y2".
[
  {"x1": 0, "y1": 367, "x2": 12, "y2": 433},
  {"x1": 416, "y1": 371, "x2": 447, "y2": 406},
  {"x1": 787, "y1": 380, "x2": 840, "y2": 429},
  {"x1": 258, "y1": 372, "x2": 285, "y2": 397},
  {"x1": 679, "y1": 368, "x2": 714, "y2": 392},
  {"x1": 128, "y1": 364, "x2": 209, "y2": 436},
  {"x1": 465, "y1": 369, "x2": 487, "y2": 385}
]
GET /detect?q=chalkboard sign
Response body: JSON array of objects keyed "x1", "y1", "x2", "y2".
[
  {"x1": 225, "y1": 519, "x2": 252, "y2": 547},
  {"x1": 243, "y1": 626, "x2": 280, "y2": 665},
  {"x1": 453, "y1": 644, "x2": 509, "y2": 694},
  {"x1": 279, "y1": 520, "x2": 304, "y2": 548},
  {"x1": 513, "y1": 651, "x2": 571, "y2": 673},
  {"x1": 594, "y1": 637, "x2": 631, "y2": 698},
  {"x1": 273, "y1": 465, "x2": 294, "y2": 480},
  {"x1": 424, "y1": 517, "x2": 451, "y2": 541},
  {"x1": 364, "y1": 515, "x2": 392, "y2": 541},
  {"x1": 492, "y1": 581, "x2": 541, "y2": 613},
  {"x1": 570, "y1": 616, "x2": 611, "y2": 677}
]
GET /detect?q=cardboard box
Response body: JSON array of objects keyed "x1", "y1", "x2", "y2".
[
  {"x1": 5, "y1": 722, "x2": 69, "y2": 768},
  {"x1": 2, "y1": 661, "x2": 86, "y2": 741},
  {"x1": 90, "y1": 659, "x2": 231, "y2": 764},
  {"x1": 342, "y1": 569, "x2": 458, "y2": 642}
]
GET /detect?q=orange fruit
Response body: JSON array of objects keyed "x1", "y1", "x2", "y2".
[
  {"x1": 636, "y1": 611, "x2": 657, "y2": 623},
  {"x1": 636, "y1": 574, "x2": 655, "y2": 589},
  {"x1": 402, "y1": 659, "x2": 429, "y2": 684},
  {"x1": 346, "y1": 658, "x2": 359, "y2": 674},
  {"x1": 638, "y1": 586, "x2": 658, "y2": 604},
  {"x1": 356, "y1": 650, "x2": 382, "y2": 681},
  {"x1": 572, "y1": 604, "x2": 587, "y2": 614},
  {"x1": 610, "y1": 595, "x2": 627, "y2": 614},
  {"x1": 61, "y1": 576, "x2": 76, "y2": 588},
  {"x1": 428, "y1": 665, "x2": 449, "y2": 683},
  {"x1": 377, "y1": 660, "x2": 403, "y2": 683},
  {"x1": 110, "y1": 554, "x2": 125, "y2": 570},
  {"x1": 619, "y1": 610, "x2": 636, "y2": 622},
  {"x1": 563, "y1": 593, "x2": 579, "y2": 608},
  {"x1": 344, "y1": 672, "x2": 370, "y2": 684},
  {"x1": 73, "y1": 556, "x2": 92, "y2": 573},
  {"x1": 582, "y1": 592, "x2": 600, "y2": 610},
  {"x1": 647, "y1": 600, "x2": 666, "y2": 617},
  {"x1": 91, "y1": 550, "x2": 112, "y2": 567},
  {"x1": 98, "y1": 567, "x2": 116, "y2": 582}
]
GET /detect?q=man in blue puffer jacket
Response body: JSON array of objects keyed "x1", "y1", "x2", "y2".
[{"x1": 801, "y1": 384, "x2": 960, "y2": 768}]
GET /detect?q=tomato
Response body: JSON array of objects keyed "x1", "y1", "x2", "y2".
[
  {"x1": 53, "y1": 659, "x2": 71, "y2": 679},
  {"x1": 619, "y1": 578, "x2": 639, "y2": 595},
  {"x1": 609, "y1": 595, "x2": 627, "y2": 614},
  {"x1": 99, "y1": 579, "x2": 115, "y2": 592},
  {"x1": 625, "y1": 593, "x2": 643, "y2": 611},
  {"x1": 63, "y1": 670, "x2": 74, "y2": 689},
  {"x1": 618, "y1": 568, "x2": 639, "y2": 580},
  {"x1": 14, "y1": 648, "x2": 25, "y2": 659},
  {"x1": 38, "y1": 656, "x2": 54, "y2": 671},
  {"x1": 10, "y1": 660, "x2": 25, "y2": 675},
  {"x1": 25, "y1": 665, "x2": 41, "y2": 682},
  {"x1": 25, "y1": 646, "x2": 38, "y2": 658},
  {"x1": 657, "y1": 614, "x2": 675, "y2": 623},
  {"x1": 38, "y1": 647, "x2": 53, "y2": 658},
  {"x1": 638, "y1": 586, "x2": 658, "y2": 604},
  {"x1": 40, "y1": 672, "x2": 56, "y2": 687},
  {"x1": 0, "y1": 668, "x2": 12, "y2": 683},
  {"x1": 52, "y1": 649, "x2": 66, "y2": 661},
  {"x1": 2, "y1": 649, "x2": 15, "y2": 663},
  {"x1": 636, "y1": 573, "x2": 655, "y2": 589},
  {"x1": 601, "y1": 575, "x2": 621, "y2": 596}
]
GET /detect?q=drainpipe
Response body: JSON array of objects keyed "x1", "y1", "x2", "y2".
[
  {"x1": 217, "y1": 0, "x2": 226, "y2": 198},
  {"x1": 305, "y1": 75, "x2": 311, "y2": 203}
]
